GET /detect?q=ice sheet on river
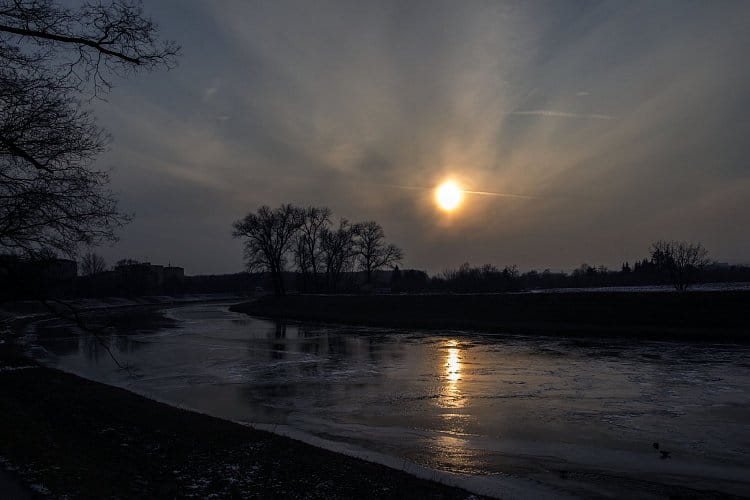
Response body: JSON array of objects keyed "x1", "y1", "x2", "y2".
[{"x1": 25, "y1": 302, "x2": 750, "y2": 498}]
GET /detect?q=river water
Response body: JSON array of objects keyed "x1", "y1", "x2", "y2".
[{"x1": 25, "y1": 302, "x2": 750, "y2": 498}]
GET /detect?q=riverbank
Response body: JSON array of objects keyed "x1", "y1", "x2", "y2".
[
  {"x1": 230, "y1": 291, "x2": 750, "y2": 341},
  {"x1": 1, "y1": 293, "x2": 244, "y2": 317},
  {"x1": 0, "y1": 360, "x2": 479, "y2": 499},
  {"x1": 7, "y1": 299, "x2": 749, "y2": 498},
  {"x1": 0, "y1": 300, "x2": 481, "y2": 498}
]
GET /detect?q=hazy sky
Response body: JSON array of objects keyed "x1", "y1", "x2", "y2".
[{"x1": 93, "y1": 0, "x2": 750, "y2": 275}]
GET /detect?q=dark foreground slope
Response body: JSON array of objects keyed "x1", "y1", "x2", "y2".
[
  {"x1": 0, "y1": 364, "x2": 477, "y2": 499},
  {"x1": 231, "y1": 291, "x2": 750, "y2": 341}
]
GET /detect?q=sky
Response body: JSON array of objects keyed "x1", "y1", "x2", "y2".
[{"x1": 92, "y1": 0, "x2": 750, "y2": 275}]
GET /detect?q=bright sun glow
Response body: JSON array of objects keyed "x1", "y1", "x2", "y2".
[{"x1": 435, "y1": 181, "x2": 463, "y2": 211}]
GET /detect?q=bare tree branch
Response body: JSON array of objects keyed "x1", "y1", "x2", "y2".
[
  {"x1": 232, "y1": 204, "x2": 305, "y2": 296},
  {"x1": 1, "y1": 0, "x2": 177, "y2": 258},
  {"x1": 650, "y1": 240, "x2": 710, "y2": 291},
  {"x1": 353, "y1": 220, "x2": 403, "y2": 285}
]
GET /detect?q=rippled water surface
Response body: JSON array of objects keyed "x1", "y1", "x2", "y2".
[{"x1": 26, "y1": 302, "x2": 750, "y2": 497}]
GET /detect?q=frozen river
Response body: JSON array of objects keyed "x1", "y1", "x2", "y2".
[{"x1": 25, "y1": 302, "x2": 750, "y2": 498}]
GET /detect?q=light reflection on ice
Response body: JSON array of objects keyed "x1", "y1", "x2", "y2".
[{"x1": 27, "y1": 302, "x2": 750, "y2": 497}]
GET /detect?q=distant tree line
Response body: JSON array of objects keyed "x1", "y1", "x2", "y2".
[
  {"x1": 4, "y1": 237, "x2": 748, "y2": 301},
  {"x1": 426, "y1": 241, "x2": 732, "y2": 293},
  {"x1": 232, "y1": 204, "x2": 404, "y2": 295}
]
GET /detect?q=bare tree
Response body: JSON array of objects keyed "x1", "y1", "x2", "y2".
[
  {"x1": 80, "y1": 251, "x2": 106, "y2": 276},
  {"x1": 650, "y1": 240, "x2": 710, "y2": 291},
  {"x1": 353, "y1": 220, "x2": 403, "y2": 285},
  {"x1": 0, "y1": 1, "x2": 180, "y2": 95},
  {"x1": 232, "y1": 204, "x2": 304, "y2": 296},
  {"x1": 320, "y1": 218, "x2": 356, "y2": 292},
  {"x1": 1, "y1": 1, "x2": 179, "y2": 260},
  {"x1": 293, "y1": 206, "x2": 331, "y2": 291},
  {"x1": 0, "y1": 2, "x2": 177, "y2": 367}
]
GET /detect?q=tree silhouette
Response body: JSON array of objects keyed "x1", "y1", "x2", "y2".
[
  {"x1": 650, "y1": 240, "x2": 709, "y2": 291},
  {"x1": 232, "y1": 204, "x2": 304, "y2": 296},
  {"x1": 0, "y1": 0, "x2": 179, "y2": 259},
  {"x1": 80, "y1": 251, "x2": 106, "y2": 276},
  {"x1": 353, "y1": 220, "x2": 403, "y2": 285},
  {"x1": 293, "y1": 206, "x2": 331, "y2": 291},
  {"x1": 320, "y1": 218, "x2": 357, "y2": 292}
]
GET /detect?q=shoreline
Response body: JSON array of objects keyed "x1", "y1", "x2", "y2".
[
  {"x1": 1, "y1": 298, "x2": 485, "y2": 498},
  {"x1": 230, "y1": 291, "x2": 750, "y2": 342},
  {"x1": 0, "y1": 362, "x2": 484, "y2": 499},
  {"x1": 0, "y1": 296, "x2": 748, "y2": 498}
]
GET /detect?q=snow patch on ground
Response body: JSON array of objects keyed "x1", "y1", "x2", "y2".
[
  {"x1": 29, "y1": 483, "x2": 49, "y2": 494},
  {"x1": 0, "y1": 365, "x2": 36, "y2": 372},
  {"x1": 526, "y1": 282, "x2": 750, "y2": 293},
  {"x1": 242, "y1": 421, "x2": 569, "y2": 500}
]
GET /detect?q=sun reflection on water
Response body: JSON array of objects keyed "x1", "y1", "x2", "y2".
[
  {"x1": 433, "y1": 340, "x2": 476, "y2": 468},
  {"x1": 446, "y1": 346, "x2": 460, "y2": 382},
  {"x1": 439, "y1": 340, "x2": 466, "y2": 409}
]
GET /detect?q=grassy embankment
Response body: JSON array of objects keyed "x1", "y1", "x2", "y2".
[
  {"x1": 0, "y1": 317, "x2": 478, "y2": 499},
  {"x1": 230, "y1": 291, "x2": 750, "y2": 341}
]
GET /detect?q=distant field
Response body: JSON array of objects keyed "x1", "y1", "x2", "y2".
[{"x1": 231, "y1": 291, "x2": 750, "y2": 341}]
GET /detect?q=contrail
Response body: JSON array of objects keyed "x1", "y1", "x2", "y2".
[
  {"x1": 375, "y1": 182, "x2": 535, "y2": 199},
  {"x1": 462, "y1": 189, "x2": 534, "y2": 199},
  {"x1": 248, "y1": 174, "x2": 536, "y2": 199}
]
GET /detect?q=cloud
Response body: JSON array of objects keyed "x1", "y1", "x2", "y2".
[
  {"x1": 203, "y1": 79, "x2": 221, "y2": 101},
  {"x1": 94, "y1": 0, "x2": 750, "y2": 273}
]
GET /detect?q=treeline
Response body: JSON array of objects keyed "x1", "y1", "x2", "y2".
[
  {"x1": 232, "y1": 204, "x2": 403, "y2": 295},
  {"x1": 424, "y1": 260, "x2": 750, "y2": 293},
  {"x1": 76, "y1": 258, "x2": 265, "y2": 297},
  {"x1": 4, "y1": 232, "x2": 748, "y2": 300},
  {"x1": 423, "y1": 240, "x2": 748, "y2": 293},
  {"x1": 228, "y1": 207, "x2": 742, "y2": 296}
]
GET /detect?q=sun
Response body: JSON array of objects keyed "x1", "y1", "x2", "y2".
[{"x1": 435, "y1": 181, "x2": 463, "y2": 211}]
